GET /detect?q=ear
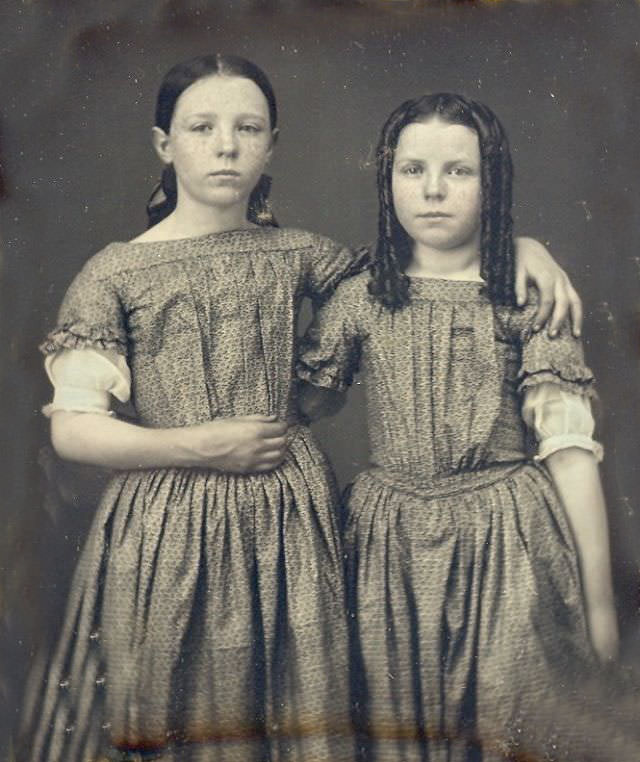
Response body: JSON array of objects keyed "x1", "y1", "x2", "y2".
[
  {"x1": 265, "y1": 127, "x2": 279, "y2": 163},
  {"x1": 151, "y1": 126, "x2": 173, "y2": 164}
]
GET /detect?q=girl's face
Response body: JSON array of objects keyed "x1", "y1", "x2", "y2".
[
  {"x1": 153, "y1": 74, "x2": 276, "y2": 213},
  {"x1": 391, "y1": 117, "x2": 482, "y2": 254}
]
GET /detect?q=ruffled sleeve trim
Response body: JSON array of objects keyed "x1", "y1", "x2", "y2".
[
  {"x1": 296, "y1": 361, "x2": 352, "y2": 393},
  {"x1": 42, "y1": 394, "x2": 117, "y2": 418},
  {"x1": 534, "y1": 434, "x2": 604, "y2": 463},
  {"x1": 517, "y1": 366, "x2": 596, "y2": 398},
  {"x1": 40, "y1": 322, "x2": 127, "y2": 356},
  {"x1": 496, "y1": 292, "x2": 595, "y2": 396},
  {"x1": 522, "y1": 381, "x2": 603, "y2": 462}
]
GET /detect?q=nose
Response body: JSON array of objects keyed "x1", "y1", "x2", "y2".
[
  {"x1": 422, "y1": 171, "x2": 446, "y2": 200},
  {"x1": 216, "y1": 127, "x2": 238, "y2": 158}
]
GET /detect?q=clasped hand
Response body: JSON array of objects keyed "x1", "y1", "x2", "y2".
[{"x1": 189, "y1": 414, "x2": 288, "y2": 473}]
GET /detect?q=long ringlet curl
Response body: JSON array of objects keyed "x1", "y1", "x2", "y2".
[
  {"x1": 368, "y1": 93, "x2": 516, "y2": 311},
  {"x1": 146, "y1": 54, "x2": 279, "y2": 229}
]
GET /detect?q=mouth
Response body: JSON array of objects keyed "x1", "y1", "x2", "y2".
[
  {"x1": 209, "y1": 170, "x2": 241, "y2": 177},
  {"x1": 417, "y1": 212, "x2": 452, "y2": 218}
]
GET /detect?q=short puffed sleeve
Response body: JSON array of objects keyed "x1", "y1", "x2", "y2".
[
  {"x1": 522, "y1": 382, "x2": 603, "y2": 462},
  {"x1": 40, "y1": 253, "x2": 128, "y2": 358},
  {"x1": 297, "y1": 276, "x2": 368, "y2": 392},
  {"x1": 497, "y1": 289, "x2": 601, "y2": 461},
  {"x1": 40, "y1": 252, "x2": 130, "y2": 415},
  {"x1": 498, "y1": 289, "x2": 596, "y2": 398},
  {"x1": 303, "y1": 237, "x2": 369, "y2": 305},
  {"x1": 43, "y1": 348, "x2": 131, "y2": 417}
]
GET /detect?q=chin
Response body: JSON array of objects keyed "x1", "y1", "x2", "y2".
[
  {"x1": 202, "y1": 189, "x2": 248, "y2": 208},
  {"x1": 415, "y1": 236, "x2": 462, "y2": 251}
]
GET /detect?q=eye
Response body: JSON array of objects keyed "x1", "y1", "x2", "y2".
[
  {"x1": 448, "y1": 165, "x2": 474, "y2": 176},
  {"x1": 238, "y1": 123, "x2": 263, "y2": 134},
  {"x1": 191, "y1": 123, "x2": 213, "y2": 133},
  {"x1": 400, "y1": 164, "x2": 423, "y2": 176}
]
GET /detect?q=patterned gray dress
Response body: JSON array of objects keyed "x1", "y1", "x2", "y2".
[
  {"x1": 26, "y1": 227, "x2": 362, "y2": 762},
  {"x1": 298, "y1": 273, "x2": 639, "y2": 762}
]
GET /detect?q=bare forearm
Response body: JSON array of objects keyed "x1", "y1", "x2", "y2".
[
  {"x1": 545, "y1": 448, "x2": 615, "y2": 608},
  {"x1": 50, "y1": 411, "x2": 289, "y2": 473},
  {"x1": 50, "y1": 411, "x2": 199, "y2": 469}
]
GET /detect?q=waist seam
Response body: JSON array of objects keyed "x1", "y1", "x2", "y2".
[{"x1": 362, "y1": 462, "x2": 530, "y2": 501}]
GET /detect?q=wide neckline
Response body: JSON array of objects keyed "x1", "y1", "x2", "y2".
[
  {"x1": 408, "y1": 274, "x2": 484, "y2": 285},
  {"x1": 116, "y1": 225, "x2": 276, "y2": 247},
  {"x1": 407, "y1": 275, "x2": 487, "y2": 302}
]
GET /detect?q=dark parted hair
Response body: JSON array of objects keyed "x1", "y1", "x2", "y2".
[
  {"x1": 147, "y1": 54, "x2": 278, "y2": 228},
  {"x1": 368, "y1": 93, "x2": 516, "y2": 310}
]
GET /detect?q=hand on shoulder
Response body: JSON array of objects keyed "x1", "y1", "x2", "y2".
[{"x1": 514, "y1": 236, "x2": 583, "y2": 337}]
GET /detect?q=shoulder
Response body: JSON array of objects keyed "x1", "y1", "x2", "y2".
[
  {"x1": 273, "y1": 227, "x2": 351, "y2": 254},
  {"x1": 74, "y1": 237, "x2": 192, "y2": 281},
  {"x1": 494, "y1": 287, "x2": 538, "y2": 340},
  {"x1": 329, "y1": 270, "x2": 373, "y2": 308},
  {"x1": 52, "y1": 244, "x2": 133, "y2": 331},
  {"x1": 71, "y1": 243, "x2": 133, "y2": 285},
  {"x1": 308, "y1": 271, "x2": 373, "y2": 338}
]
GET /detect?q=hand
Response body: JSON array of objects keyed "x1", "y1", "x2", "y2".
[
  {"x1": 514, "y1": 237, "x2": 583, "y2": 338},
  {"x1": 587, "y1": 603, "x2": 620, "y2": 663},
  {"x1": 188, "y1": 414, "x2": 288, "y2": 474}
]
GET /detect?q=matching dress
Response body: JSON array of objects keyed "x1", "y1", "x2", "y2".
[
  {"x1": 24, "y1": 227, "x2": 362, "y2": 762},
  {"x1": 26, "y1": 232, "x2": 638, "y2": 762},
  {"x1": 297, "y1": 273, "x2": 632, "y2": 762}
]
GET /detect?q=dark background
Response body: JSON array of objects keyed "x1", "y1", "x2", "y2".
[{"x1": 2, "y1": 0, "x2": 640, "y2": 755}]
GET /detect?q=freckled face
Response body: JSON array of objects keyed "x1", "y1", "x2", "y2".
[
  {"x1": 392, "y1": 117, "x2": 482, "y2": 253},
  {"x1": 157, "y1": 75, "x2": 275, "y2": 211}
]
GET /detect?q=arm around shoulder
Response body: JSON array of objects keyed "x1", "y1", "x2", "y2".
[
  {"x1": 303, "y1": 235, "x2": 369, "y2": 305},
  {"x1": 513, "y1": 237, "x2": 583, "y2": 337},
  {"x1": 297, "y1": 273, "x2": 368, "y2": 395}
]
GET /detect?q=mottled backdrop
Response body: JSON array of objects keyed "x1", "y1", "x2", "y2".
[{"x1": 1, "y1": 0, "x2": 640, "y2": 757}]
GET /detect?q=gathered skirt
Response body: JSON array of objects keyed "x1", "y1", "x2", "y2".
[
  {"x1": 345, "y1": 462, "x2": 639, "y2": 762},
  {"x1": 22, "y1": 426, "x2": 351, "y2": 762}
]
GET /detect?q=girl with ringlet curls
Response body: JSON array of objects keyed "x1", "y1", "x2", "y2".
[
  {"x1": 22, "y1": 57, "x2": 580, "y2": 761},
  {"x1": 298, "y1": 93, "x2": 640, "y2": 761}
]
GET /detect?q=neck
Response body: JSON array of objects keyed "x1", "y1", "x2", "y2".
[
  {"x1": 164, "y1": 195, "x2": 254, "y2": 238},
  {"x1": 406, "y1": 240, "x2": 481, "y2": 280}
]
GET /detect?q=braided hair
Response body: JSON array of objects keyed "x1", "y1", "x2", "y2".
[
  {"x1": 146, "y1": 54, "x2": 278, "y2": 228},
  {"x1": 368, "y1": 93, "x2": 515, "y2": 310}
]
